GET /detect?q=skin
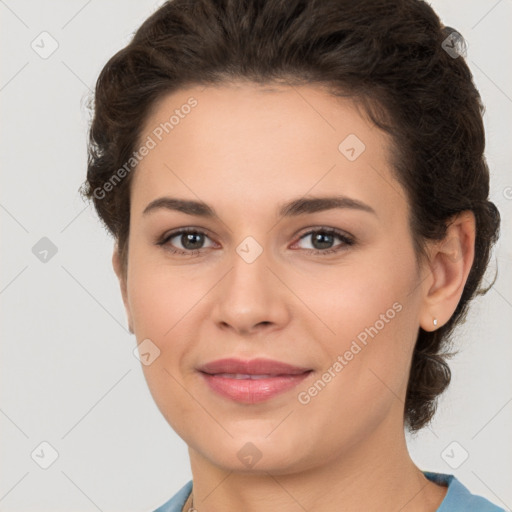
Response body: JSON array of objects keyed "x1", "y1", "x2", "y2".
[{"x1": 112, "y1": 82, "x2": 475, "y2": 511}]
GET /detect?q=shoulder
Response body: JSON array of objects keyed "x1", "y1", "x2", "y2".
[
  {"x1": 151, "y1": 475, "x2": 506, "y2": 512},
  {"x1": 151, "y1": 480, "x2": 193, "y2": 512},
  {"x1": 424, "y1": 472, "x2": 506, "y2": 512}
]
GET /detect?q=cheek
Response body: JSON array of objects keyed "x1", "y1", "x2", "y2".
[
  {"x1": 127, "y1": 246, "x2": 202, "y2": 338},
  {"x1": 127, "y1": 259, "x2": 206, "y2": 436},
  {"x1": 295, "y1": 244, "x2": 419, "y2": 391},
  {"x1": 294, "y1": 276, "x2": 418, "y2": 448},
  {"x1": 292, "y1": 247, "x2": 416, "y2": 339}
]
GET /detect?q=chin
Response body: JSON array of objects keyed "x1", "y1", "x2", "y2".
[{"x1": 189, "y1": 431, "x2": 321, "y2": 476}]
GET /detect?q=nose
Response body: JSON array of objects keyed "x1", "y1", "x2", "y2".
[{"x1": 211, "y1": 246, "x2": 291, "y2": 337}]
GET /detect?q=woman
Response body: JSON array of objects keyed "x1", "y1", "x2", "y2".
[{"x1": 80, "y1": 0, "x2": 503, "y2": 510}]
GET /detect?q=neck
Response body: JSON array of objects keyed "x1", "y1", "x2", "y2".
[{"x1": 185, "y1": 416, "x2": 447, "y2": 512}]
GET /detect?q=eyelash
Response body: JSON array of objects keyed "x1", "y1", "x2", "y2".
[{"x1": 156, "y1": 227, "x2": 355, "y2": 257}]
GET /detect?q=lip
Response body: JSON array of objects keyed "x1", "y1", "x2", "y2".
[{"x1": 198, "y1": 358, "x2": 313, "y2": 404}]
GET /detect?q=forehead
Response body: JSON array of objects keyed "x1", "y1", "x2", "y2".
[
  {"x1": 131, "y1": 82, "x2": 406, "y2": 222},
  {"x1": 138, "y1": 81, "x2": 386, "y2": 163}
]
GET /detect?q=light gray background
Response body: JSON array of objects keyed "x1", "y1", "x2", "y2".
[{"x1": 1, "y1": 0, "x2": 511, "y2": 511}]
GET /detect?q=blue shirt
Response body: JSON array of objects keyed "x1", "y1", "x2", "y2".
[{"x1": 152, "y1": 472, "x2": 506, "y2": 511}]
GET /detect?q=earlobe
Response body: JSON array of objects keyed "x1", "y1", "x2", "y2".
[
  {"x1": 419, "y1": 211, "x2": 476, "y2": 331},
  {"x1": 112, "y1": 245, "x2": 134, "y2": 334}
]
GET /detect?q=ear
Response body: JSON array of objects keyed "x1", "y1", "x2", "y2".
[
  {"x1": 418, "y1": 211, "x2": 476, "y2": 332},
  {"x1": 112, "y1": 245, "x2": 134, "y2": 334}
]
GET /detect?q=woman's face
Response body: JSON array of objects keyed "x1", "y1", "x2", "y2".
[{"x1": 115, "y1": 82, "x2": 430, "y2": 474}]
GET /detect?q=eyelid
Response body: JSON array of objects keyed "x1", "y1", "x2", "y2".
[
  {"x1": 157, "y1": 227, "x2": 215, "y2": 249},
  {"x1": 294, "y1": 225, "x2": 354, "y2": 241},
  {"x1": 157, "y1": 226, "x2": 355, "y2": 255},
  {"x1": 291, "y1": 226, "x2": 355, "y2": 251}
]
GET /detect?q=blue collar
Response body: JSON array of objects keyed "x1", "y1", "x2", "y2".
[{"x1": 153, "y1": 472, "x2": 505, "y2": 511}]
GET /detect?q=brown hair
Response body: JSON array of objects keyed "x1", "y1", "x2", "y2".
[{"x1": 80, "y1": 0, "x2": 500, "y2": 431}]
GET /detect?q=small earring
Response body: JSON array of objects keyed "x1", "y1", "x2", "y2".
[{"x1": 433, "y1": 318, "x2": 438, "y2": 327}]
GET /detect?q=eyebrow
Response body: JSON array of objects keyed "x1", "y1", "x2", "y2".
[{"x1": 142, "y1": 195, "x2": 377, "y2": 218}]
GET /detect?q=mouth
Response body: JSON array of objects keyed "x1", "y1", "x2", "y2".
[{"x1": 197, "y1": 358, "x2": 313, "y2": 404}]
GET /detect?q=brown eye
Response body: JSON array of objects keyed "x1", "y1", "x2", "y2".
[
  {"x1": 176, "y1": 232, "x2": 205, "y2": 250},
  {"x1": 295, "y1": 228, "x2": 355, "y2": 255},
  {"x1": 157, "y1": 228, "x2": 215, "y2": 255}
]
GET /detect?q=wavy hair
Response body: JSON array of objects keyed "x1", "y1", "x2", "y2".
[{"x1": 80, "y1": 0, "x2": 501, "y2": 431}]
